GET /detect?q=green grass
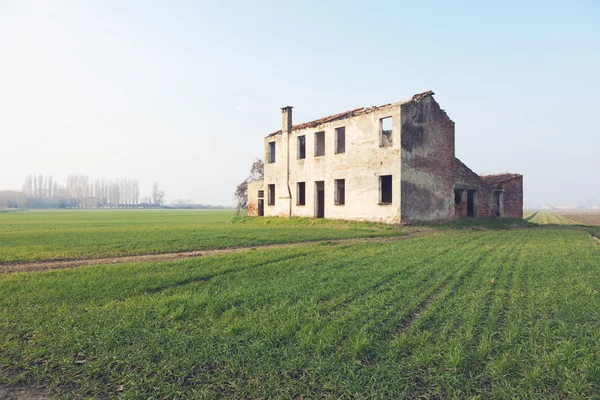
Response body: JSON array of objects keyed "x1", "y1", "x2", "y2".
[
  {"x1": 523, "y1": 209, "x2": 537, "y2": 218},
  {"x1": 419, "y1": 217, "x2": 533, "y2": 230},
  {"x1": 0, "y1": 210, "x2": 402, "y2": 263},
  {"x1": 1, "y1": 228, "x2": 599, "y2": 398},
  {"x1": 528, "y1": 210, "x2": 579, "y2": 225}
]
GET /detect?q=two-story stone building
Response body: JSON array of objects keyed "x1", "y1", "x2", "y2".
[{"x1": 248, "y1": 91, "x2": 523, "y2": 223}]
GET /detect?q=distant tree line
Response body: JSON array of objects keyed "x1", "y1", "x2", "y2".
[{"x1": 3, "y1": 174, "x2": 167, "y2": 209}]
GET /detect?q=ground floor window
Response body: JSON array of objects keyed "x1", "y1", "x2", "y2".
[
  {"x1": 268, "y1": 184, "x2": 275, "y2": 206},
  {"x1": 454, "y1": 189, "x2": 462, "y2": 205},
  {"x1": 297, "y1": 182, "x2": 306, "y2": 206},
  {"x1": 334, "y1": 179, "x2": 345, "y2": 205},
  {"x1": 380, "y1": 175, "x2": 392, "y2": 204}
]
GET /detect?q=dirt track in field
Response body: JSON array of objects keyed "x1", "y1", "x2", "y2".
[
  {"x1": 0, "y1": 385, "x2": 49, "y2": 400},
  {"x1": 0, "y1": 230, "x2": 440, "y2": 275}
]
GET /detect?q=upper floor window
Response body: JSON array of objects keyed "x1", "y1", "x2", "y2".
[
  {"x1": 335, "y1": 127, "x2": 345, "y2": 154},
  {"x1": 315, "y1": 131, "x2": 325, "y2": 157},
  {"x1": 268, "y1": 141, "x2": 276, "y2": 163},
  {"x1": 298, "y1": 135, "x2": 306, "y2": 159},
  {"x1": 380, "y1": 117, "x2": 392, "y2": 147}
]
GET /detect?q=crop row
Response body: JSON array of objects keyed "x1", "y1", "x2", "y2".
[{"x1": 1, "y1": 228, "x2": 599, "y2": 398}]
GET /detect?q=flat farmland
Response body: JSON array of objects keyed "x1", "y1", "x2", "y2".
[
  {"x1": 556, "y1": 211, "x2": 600, "y2": 226},
  {"x1": 1, "y1": 211, "x2": 600, "y2": 398},
  {"x1": 522, "y1": 209, "x2": 537, "y2": 218},
  {"x1": 0, "y1": 210, "x2": 402, "y2": 263},
  {"x1": 527, "y1": 210, "x2": 579, "y2": 225}
]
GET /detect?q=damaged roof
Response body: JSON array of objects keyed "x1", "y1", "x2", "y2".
[
  {"x1": 480, "y1": 173, "x2": 522, "y2": 184},
  {"x1": 268, "y1": 90, "x2": 435, "y2": 137}
]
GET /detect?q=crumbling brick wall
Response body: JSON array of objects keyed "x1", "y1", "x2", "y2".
[
  {"x1": 453, "y1": 159, "x2": 490, "y2": 218},
  {"x1": 247, "y1": 203, "x2": 258, "y2": 217},
  {"x1": 499, "y1": 177, "x2": 523, "y2": 219}
]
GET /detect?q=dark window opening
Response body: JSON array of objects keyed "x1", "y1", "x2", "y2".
[
  {"x1": 268, "y1": 142, "x2": 276, "y2": 163},
  {"x1": 380, "y1": 117, "x2": 392, "y2": 147},
  {"x1": 335, "y1": 179, "x2": 345, "y2": 205},
  {"x1": 454, "y1": 189, "x2": 462, "y2": 205},
  {"x1": 315, "y1": 131, "x2": 325, "y2": 157},
  {"x1": 297, "y1": 135, "x2": 306, "y2": 159},
  {"x1": 380, "y1": 175, "x2": 392, "y2": 204},
  {"x1": 493, "y1": 191, "x2": 501, "y2": 218},
  {"x1": 258, "y1": 190, "x2": 264, "y2": 198},
  {"x1": 268, "y1": 184, "x2": 275, "y2": 206},
  {"x1": 335, "y1": 127, "x2": 345, "y2": 154},
  {"x1": 316, "y1": 181, "x2": 325, "y2": 218},
  {"x1": 297, "y1": 182, "x2": 306, "y2": 206},
  {"x1": 467, "y1": 190, "x2": 476, "y2": 217}
]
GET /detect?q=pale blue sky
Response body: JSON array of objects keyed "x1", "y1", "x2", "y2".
[{"x1": 1, "y1": 1, "x2": 599, "y2": 206}]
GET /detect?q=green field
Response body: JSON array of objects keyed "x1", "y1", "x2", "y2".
[
  {"x1": 528, "y1": 210, "x2": 579, "y2": 225},
  {"x1": 522, "y1": 209, "x2": 536, "y2": 218},
  {"x1": 1, "y1": 211, "x2": 600, "y2": 398},
  {"x1": 0, "y1": 210, "x2": 401, "y2": 263}
]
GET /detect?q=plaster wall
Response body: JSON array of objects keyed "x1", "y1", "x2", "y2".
[
  {"x1": 263, "y1": 105, "x2": 403, "y2": 223},
  {"x1": 247, "y1": 180, "x2": 263, "y2": 216}
]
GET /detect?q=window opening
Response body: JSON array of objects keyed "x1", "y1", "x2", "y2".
[
  {"x1": 380, "y1": 175, "x2": 392, "y2": 204},
  {"x1": 380, "y1": 117, "x2": 392, "y2": 147}
]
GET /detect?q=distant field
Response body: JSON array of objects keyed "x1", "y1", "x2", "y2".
[
  {"x1": 1, "y1": 228, "x2": 599, "y2": 398},
  {"x1": 0, "y1": 210, "x2": 402, "y2": 263},
  {"x1": 556, "y1": 211, "x2": 600, "y2": 226},
  {"x1": 522, "y1": 209, "x2": 537, "y2": 218},
  {"x1": 527, "y1": 210, "x2": 579, "y2": 225}
]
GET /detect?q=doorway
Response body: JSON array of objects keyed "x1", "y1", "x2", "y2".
[
  {"x1": 467, "y1": 190, "x2": 476, "y2": 218},
  {"x1": 315, "y1": 181, "x2": 325, "y2": 218},
  {"x1": 258, "y1": 199, "x2": 264, "y2": 216}
]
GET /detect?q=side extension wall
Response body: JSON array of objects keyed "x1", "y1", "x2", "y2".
[{"x1": 498, "y1": 177, "x2": 523, "y2": 219}]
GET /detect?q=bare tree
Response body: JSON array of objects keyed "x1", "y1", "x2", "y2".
[
  {"x1": 152, "y1": 181, "x2": 165, "y2": 207},
  {"x1": 22, "y1": 175, "x2": 33, "y2": 198},
  {"x1": 132, "y1": 180, "x2": 139, "y2": 208},
  {"x1": 152, "y1": 182, "x2": 158, "y2": 206},
  {"x1": 156, "y1": 190, "x2": 165, "y2": 206}
]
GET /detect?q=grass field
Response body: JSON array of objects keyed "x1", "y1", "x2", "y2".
[
  {"x1": 0, "y1": 210, "x2": 402, "y2": 263},
  {"x1": 522, "y1": 209, "x2": 536, "y2": 218},
  {"x1": 1, "y1": 210, "x2": 600, "y2": 398},
  {"x1": 555, "y1": 211, "x2": 600, "y2": 226},
  {"x1": 527, "y1": 210, "x2": 579, "y2": 225}
]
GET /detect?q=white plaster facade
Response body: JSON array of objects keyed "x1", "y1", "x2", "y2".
[{"x1": 256, "y1": 100, "x2": 408, "y2": 223}]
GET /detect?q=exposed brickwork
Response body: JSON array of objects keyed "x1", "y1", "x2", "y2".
[
  {"x1": 400, "y1": 96, "x2": 455, "y2": 222},
  {"x1": 247, "y1": 203, "x2": 258, "y2": 216},
  {"x1": 492, "y1": 176, "x2": 523, "y2": 218}
]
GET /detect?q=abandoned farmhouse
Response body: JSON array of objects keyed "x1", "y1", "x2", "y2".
[{"x1": 248, "y1": 91, "x2": 523, "y2": 224}]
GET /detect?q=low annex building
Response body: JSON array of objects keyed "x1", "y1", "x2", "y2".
[{"x1": 248, "y1": 91, "x2": 523, "y2": 223}]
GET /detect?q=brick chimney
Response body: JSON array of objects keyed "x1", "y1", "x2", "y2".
[
  {"x1": 281, "y1": 106, "x2": 293, "y2": 133},
  {"x1": 279, "y1": 106, "x2": 293, "y2": 218}
]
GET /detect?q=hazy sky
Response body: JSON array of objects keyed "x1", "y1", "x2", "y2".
[{"x1": 1, "y1": 1, "x2": 599, "y2": 206}]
